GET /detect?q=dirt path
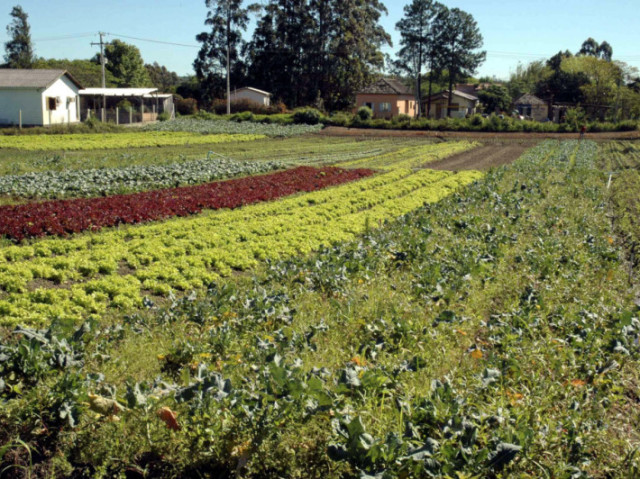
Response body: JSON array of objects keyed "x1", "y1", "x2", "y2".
[
  {"x1": 426, "y1": 143, "x2": 532, "y2": 170},
  {"x1": 318, "y1": 126, "x2": 640, "y2": 141}
]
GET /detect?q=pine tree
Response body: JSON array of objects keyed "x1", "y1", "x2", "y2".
[
  {"x1": 395, "y1": 0, "x2": 447, "y2": 117},
  {"x1": 4, "y1": 5, "x2": 34, "y2": 68},
  {"x1": 439, "y1": 8, "x2": 486, "y2": 117}
]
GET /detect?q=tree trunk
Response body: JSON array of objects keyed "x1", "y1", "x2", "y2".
[
  {"x1": 447, "y1": 72, "x2": 454, "y2": 118},
  {"x1": 226, "y1": 10, "x2": 231, "y2": 116}
]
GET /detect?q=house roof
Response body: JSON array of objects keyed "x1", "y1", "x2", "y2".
[
  {"x1": 232, "y1": 87, "x2": 272, "y2": 97},
  {"x1": 80, "y1": 88, "x2": 158, "y2": 97},
  {"x1": 358, "y1": 78, "x2": 414, "y2": 96},
  {"x1": 515, "y1": 93, "x2": 546, "y2": 106},
  {"x1": 426, "y1": 90, "x2": 479, "y2": 102},
  {"x1": 0, "y1": 69, "x2": 83, "y2": 89}
]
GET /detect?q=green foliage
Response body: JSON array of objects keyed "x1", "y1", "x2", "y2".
[
  {"x1": 477, "y1": 84, "x2": 512, "y2": 113},
  {"x1": 145, "y1": 61, "x2": 180, "y2": 92},
  {"x1": 564, "y1": 107, "x2": 587, "y2": 130},
  {"x1": 144, "y1": 117, "x2": 322, "y2": 137},
  {"x1": 104, "y1": 39, "x2": 151, "y2": 88},
  {"x1": 3, "y1": 5, "x2": 33, "y2": 68},
  {"x1": 357, "y1": 106, "x2": 373, "y2": 121},
  {"x1": 157, "y1": 112, "x2": 170, "y2": 122},
  {"x1": 246, "y1": 0, "x2": 391, "y2": 111},
  {"x1": 293, "y1": 108, "x2": 324, "y2": 125},
  {"x1": 175, "y1": 97, "x2": 198, "y2": 116}
]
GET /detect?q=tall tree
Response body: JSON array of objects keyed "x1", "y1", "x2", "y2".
[
  {"x1": 194, "y1": 0, "x2": 256, "y2": 112},
  {"x1": 579, "y1": 38, "x2": 613, "y2": 61},
  {"x1": 246, "y1": 0, "x2": 390, "y2": 110},
  {"x1": 145, "y1": 62, "x2": 180, "y2": 92},
  {"x1": 438, "y1": 8, "x2": 486, "y2": 117},
  {"x1": 103, "y1": 40, "x2": 151, "y2": 87},
  {"x1": 395, "y1": 0, "x2": 446, "y2": 117},
  {"x1": 4, "y1": 5, "x2": 34, "y2": 68}
]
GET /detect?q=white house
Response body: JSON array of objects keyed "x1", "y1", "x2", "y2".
[
  {"x1": 0, "y1": 69, "x2": 83, "y2": 126},
  {"x1": 229, "y1": 87, "x2": 272, "y2": 107},
  {"x1": 424, "y1": 90, "x2": 479, "y2": 119}
]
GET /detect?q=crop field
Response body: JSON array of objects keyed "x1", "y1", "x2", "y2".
[{"x1": 1, "y1": 133, "x2": 639, "y2": 478}]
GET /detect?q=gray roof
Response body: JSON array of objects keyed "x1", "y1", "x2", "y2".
[
  {"x1": 0, "y1": 69, "x2": 83, "y2": 89},
  {"x1": 515, "y1": 93, "x2": 546, "y2": 106},
  {"x1": 359, "y1": 78, "x2": 414, "y2": 96},
  {"x1": 426, "y1": 90, "x2": 479, "y2": 102}
]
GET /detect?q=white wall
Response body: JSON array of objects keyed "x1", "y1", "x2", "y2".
[
  {"x1": 42, "y1": 76, "x2": 80, "y2": 125},
  {"x1": 230, "y1": 89, "x2": 271, "y2": 106},
  {"x1": 0, "y1": 89, "x2": 43, "y2": 126}
]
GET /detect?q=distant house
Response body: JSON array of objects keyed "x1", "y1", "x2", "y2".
[
  {"x1": 229, "y1": 87, "x2": 272, "y2": 107},
  {"x1": 0, "y1": 69, "x2": 83, "y2": 126},
  {"x1": 355, "y1": 78, "x2": 417, "y2": 119},
  {"x1": 514, "y1": 94, "x2": 549, "y2": 121},
  {"x1": 425, "y1": 90, "x2": 479, "y2": 119}
]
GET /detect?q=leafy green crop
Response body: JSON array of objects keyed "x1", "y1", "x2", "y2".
[
  {"x1": 0, "y1": 157, "x2": 284, "y2": 198},
  {"x1": 143, "y1": 118, "x2": 324, "y2": 137}
]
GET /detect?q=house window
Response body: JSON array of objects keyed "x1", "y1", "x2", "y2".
[
  {"x1": 379, "y1": 102, "x2": 392, "y2": 113},
  {"x1": 47, "y1": 97, "x2": 57, "y2": 111},
  {"x1": 364, "y1": 102, "x2": 373, "y2": 110}
]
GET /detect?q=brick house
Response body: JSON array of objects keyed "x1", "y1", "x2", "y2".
[{"x1": 355, "y1": 78, "x2": 417, "y2": 119}]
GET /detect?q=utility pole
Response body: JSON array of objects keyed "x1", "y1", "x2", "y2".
[{"x1": 91, "y1": 32, "x2": 108, "y2": 117}]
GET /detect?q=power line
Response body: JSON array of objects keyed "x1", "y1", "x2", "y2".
[
  {"x1": 33, "y1": 33, "x2": 96, "y2": 42},
  {"x1": 105, "y1": 32, "x2": 199, "y2": 48}
]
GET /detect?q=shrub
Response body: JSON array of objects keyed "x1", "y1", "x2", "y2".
[
  {"x1": 293, "y1": 108, "x2": 323, "y2": 125},
  {"x1": 392, "y1": 114, "x2": 411, "y2": 124},
  {"x1": 116, "y1": 99, "x2": 133, "y2": 110},
  {"x1": 231, "y1": 111, "x2": 255, "y2": 122},
  {"x1": 327, "y1": 112, "x2": 352, "y2": 127},
  {"x1": 176, "y1": 98, "x2": 198, "y2": 116},
  {"x1": 157, "y1": 112, "x2": 170, "y2": 122},
  {"x1": 357, "y1": 106, "x2": 373, "y2": 121}
]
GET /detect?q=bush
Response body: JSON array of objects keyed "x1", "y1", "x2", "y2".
[
  {"x1": 116, "y1": 99, "x2": 133, "y2": 110},
  {"x1": 157, "y1": 112, "x2": 170, "y2": 122},
  {"x1": 176, "y1": 98, "x2": 198, "y2": 116},
  {"x1": 292, "y1": 108, "x2": 324, "y2": 125},
  {"x1": 392, "y1": 114, "x2": 411, "y2": 124},
  {"x1": 327, "y1": 112, "x2": 353, "y2": 127},
  {"x1": 357, "y1": 106, "x2": 373, "y2": 121}
]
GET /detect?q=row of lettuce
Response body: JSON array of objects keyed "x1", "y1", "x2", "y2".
[
  {"x1": 0, "y1": 166, "x2": 373, "y2": 241},
  {"x1": 0, "y1": 166, "x2": 482, "y2": 325},
  {"x1": 1, "y1": 140, "x2": 638, "y2": 477}
]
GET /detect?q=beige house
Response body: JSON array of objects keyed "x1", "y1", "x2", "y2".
[
  {"x1": 229, "y1": 87, "x2": 272, "y2": 107},
  {"x1": 355, "y1": 78, "x2": 417, "y2": 119},
  {"x1": 425, "y1": 90, "x2": 479, "y2": 119},
  {"x1": 514, "y1": 94, "x2": 549, "y2": 121}
]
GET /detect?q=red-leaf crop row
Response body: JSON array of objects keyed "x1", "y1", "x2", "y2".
[{"x1": 0, "y1": 166, "x2": 374, "y2": 241}]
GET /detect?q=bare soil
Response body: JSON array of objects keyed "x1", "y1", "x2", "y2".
[
  {"x1": 318, "y1": 126, "x2": 640, "y2": 141},
  {"x1": 425, "y1": 143, "x2": 532, "y2": 171}
]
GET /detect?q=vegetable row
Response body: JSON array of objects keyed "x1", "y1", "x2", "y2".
[
  {"x1": 0, "y1": 132, "x2": 265, "y2": 151},
  {"x1": 143, "y1": 118, "x2": 323, "y2": 137},
  {"x1": 0, "y1": 168, "x2": 482, "y2": 325},
  {"x1": 0, "y1": 156, "x2": 285, "y2": 199},
  {"x1": 0, "y1": 166, "x2": 373, "y2": 241}
]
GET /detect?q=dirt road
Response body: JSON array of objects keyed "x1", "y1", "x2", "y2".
[
  {"x1": 318, "y1": 126, "x2": 640, "y2": 141},
  {"x1": 426, "y1": 143, "x2": 532, "y2": 170}
]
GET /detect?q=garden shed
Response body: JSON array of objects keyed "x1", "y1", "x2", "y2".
[
  {"x1": 0, "y1": 69, "x2": 83, "y2": 126},
  {"x1": 229, "y1": 87, "x2": 272, "y2": 107}
]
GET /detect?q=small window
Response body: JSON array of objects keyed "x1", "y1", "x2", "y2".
[
  {"x1": 364, "y1": 102, "x2": 373, "y2": 110},
  {"x1": 379, "y1": 102, "x2": 392, "y2": 113},
  {"x1": 47, "y1": 97, "x2": 57, "y2": 111}
]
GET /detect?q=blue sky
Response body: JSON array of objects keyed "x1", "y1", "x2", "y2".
[{"x1": 1, "y1": 0, "x2": 639, "y2": 80}]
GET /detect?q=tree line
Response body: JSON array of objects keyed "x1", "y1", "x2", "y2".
[{"x1": 3, "y1": 2, "x2": 640, "y2": 121}]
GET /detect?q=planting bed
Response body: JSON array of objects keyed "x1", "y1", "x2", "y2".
[
  {"x1": 0, "y1": 166, "x2": 372, "y2": 240},
  {"x1": 0, "y1": 131, "x2": 265, "y2": 151}
]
